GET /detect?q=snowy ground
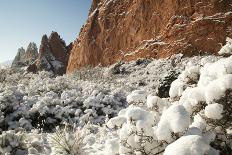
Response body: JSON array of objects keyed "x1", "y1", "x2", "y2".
[{"x1": 0, "y1": 40, "x2": 232, "y2": 154}]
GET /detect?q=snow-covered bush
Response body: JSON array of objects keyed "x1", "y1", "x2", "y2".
[
  {"x1": 164, "y1": 135, "x2": 211, "y2": 155},
  {"x1": 126, "y1": 90, "x2": 146, "y2": 106},
  {"x1": 1, "y1": 44, "x2": 232, "y2": 154},
  {"x1": 0, "y1": 130, "x2": 27, "y2": 155},
  {"x1": 0, "y1": 69, "x2": 128, "y2": 132},
  {"x1": 104, "y1": 53, "x2": 232, "y2": 154},
  {"x1": 48, "y1": 126, "x2": 86, "y2": 155}
]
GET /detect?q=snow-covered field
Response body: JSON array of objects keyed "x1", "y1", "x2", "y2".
[{"x1": 0, "y1": 40, "x2": 232, "y2": 155}]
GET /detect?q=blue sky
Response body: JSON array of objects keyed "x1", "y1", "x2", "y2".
[{"x1": 0, "y1": 0, "x2": 92, "y2": 63}]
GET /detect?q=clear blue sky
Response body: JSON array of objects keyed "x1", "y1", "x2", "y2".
[{"x1": 0, "y1": 0, "x2": 92, "y2": 63}]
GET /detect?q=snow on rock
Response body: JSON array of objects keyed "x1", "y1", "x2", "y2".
[
  {"x1": 156, "y1": 104, "x2": 190, "y2": 141},
  {"x1": 164, "y1": 135, "x2": 210, "y2": 155},
  {"x1": 218, "y1": 37, "x2": 232, "y2": 56},
  {"x1": 204, "y1": 103, "x2": 223, "y2": 119}
]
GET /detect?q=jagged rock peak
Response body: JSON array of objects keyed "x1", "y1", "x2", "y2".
[
  {"x1": 12, "y1": 48, "x2": 25, "y2": 68},
  {"x1": 89, "y1": 0, "x2": 101, "y2": 15},
  {"x1": 25, "y1": 42, "x2": 38, "y2": 61},
  {"x1": 48, "y1": 31, "x2": 67, "y2": 63},
  {"x1": 28, "y1": 31, "x2": 71, "y2": 75},
  {"x1": 12, "y1": 42, "x2": 38, "y2": 68},
  {"x1": 38, "y1": 35, "x2": 50, "y2": 58}
]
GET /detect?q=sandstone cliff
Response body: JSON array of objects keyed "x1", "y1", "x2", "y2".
[
  {"x1": 67, "y1": 0, "x2": 232, "y2": 73},
  {"x1": 28, "y1": 32, "x2": 70, "y2": 75}
]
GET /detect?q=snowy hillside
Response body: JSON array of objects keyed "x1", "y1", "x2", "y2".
[{"x1": 0, "y1": 41, "x2": 231, "y2": 154}]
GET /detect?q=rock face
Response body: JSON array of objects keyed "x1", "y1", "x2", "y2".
[
  {"x1": 12, "y1": 43, "x2": 38, "y2": 68},
  {"x1": 67, "y1": 0, "x2": 232, "y2": 73},
  {"x1": 28, "y1": 32, "x2": 70, "y2": 75},
  {"x1": 25, "y1": 42, "x2": 38, "y2": 62},
  {"x1": 12, "y1": 47, "x2": 26, "y2": 68}
]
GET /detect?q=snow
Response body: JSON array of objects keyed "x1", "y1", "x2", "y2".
[
  {"x1": 169, "y1": 79, "x2": 185, "y2": 98},
  {"x1": 146, "y1": 95, "x2": 166, "y2": 112},
  {"x1": 204, "y1": 103, "x2": 223, "y2": 119},
  {"x1": 104, "y1": 138, "x2": 119, "y2": 155},
  {"x1": 205, "y1": 74, "x2": 232, "y2": 103},
  {"x1": 126, "y1": 90, "x2": 146, "y2": 104},
  {"x1": 190, "y1": 114, "x2": 207, "y2": 130},
  {"x1": 187, "y1": 87, "x2": 205, "y2": 106},
  {"x1": 106, "y1": 116, "x2": 126, "y2": 128},
  {"x1": 0, "y1": 43, "x2": 232, "y2": 154},
  {"x1": 125, "y1": 106, "x2": 154, "y2": 127},
  {"x1": 51, "y1": 60, "x2": 63, "y2": 70},
  {"x1": 218, "y1": 37, "x2": 232, "y2": 56},
  {"x1": 164, "y1": 135, "x2": 210, "y2": 155},
  {"x1": 156, "y1": 104, "x2": 190, "y2": 141}
]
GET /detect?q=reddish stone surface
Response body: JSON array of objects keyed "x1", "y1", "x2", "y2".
[
  {"x1": 67, "y1": 0, "x2": 232, "y2": 73},
  {"x1": 48, "y1": 32, "x2": 67, "y2": 63},
  {"x1": 28, "y1": 32, "x2": 70, "y2": 75},
  {"x1": 27, "y1": 63, "x2": 37, "y2": 73}
]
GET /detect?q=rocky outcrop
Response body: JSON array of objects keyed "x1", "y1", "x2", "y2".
[
  {"x1": 28, "y1": 32, "x2": 70, "y2": 75},
  {"x1": 11, "y1": 47, "x2": 26, "y2": 68},
  {"x1": 25, "y1": 42, "x2": 38, "y2": 62},
  {"x1": 67, "y1": 0, "x2": 232, "y2": 73},
  {"x1": 12, "y1": 43, "x2": 38, "y2": 68}
]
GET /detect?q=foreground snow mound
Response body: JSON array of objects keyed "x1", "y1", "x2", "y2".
[
  {"x1": 156, "y1": 104, "x2": 190, "y2": 141},
  {"x1": 204, "y1": 103, "x2": 223, "y2": 119},
  {"x1": 164, "y1": 135, "x2": 210, "y2": 155}
]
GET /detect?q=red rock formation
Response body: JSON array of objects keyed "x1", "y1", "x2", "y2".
[
  {"x1": 28, "y1": 32, "x2": 70, "y2": 75},
  {"x1": 67, "y1": 0, "x2": 232, "y2": 73},
  {"x1": 48, "y1": 32, "x2": 68, "y2": 63}
]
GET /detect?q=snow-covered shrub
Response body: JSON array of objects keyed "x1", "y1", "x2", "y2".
[
  {"x1": 48, "y1": 126, "x2": 86, "y2": 155},
  {"x1": 0, "y1": 69, "x2": 128, "y2": 132},
  {"x1": 104, "y1": 51, "x2": 232, "y2": 154},
  {"x1": 155, "y1": 104, "x2": 190, "y2": 141},
  {"x1": 164, "y1": 135, "x2": 210, "y2": 155},
  {"x1": 117, "y1": 106, "x2": 164, "y2": 155},
  {"x1": 106, "y1": 92, "x2": 190, "y2": 154},
  {"x1": 26, "y1": 131, "x2": 49, "y2": 155},
  {"x1": 104, "y1": 138, "x2": 119, "y2": 155},
  {"x1": 1, "y1": 45, "x2": 232, "y2": 154},
  {"x1": 169, "y1": 63, "x2": 200, "y2": 99},
  {"x1": 126, "y1": 90, "x2": 146, "y2": 106},
  {"x1": 0, "y1": 130, "x2": 27, "y2": 155},
  {"x1": 156, "y1": 70, "x2": 180, "y2": 98},
  {"x1": 173, "y1": 55, "x2": 232, "y2": 153},
  {"x1": 146, "y1": 95, "x2": 167, "y2": 112}
]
